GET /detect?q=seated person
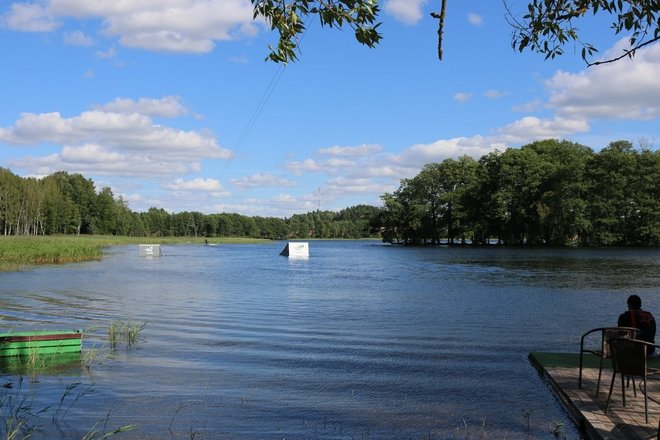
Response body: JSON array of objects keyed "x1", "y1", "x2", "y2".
[{"x1": 618, "y1": 294, "x2": 657, "y2": 355}]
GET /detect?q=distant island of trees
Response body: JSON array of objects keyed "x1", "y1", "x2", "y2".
[{"x1": 1, "y1": 139, "x2": 658, "y2": 246}]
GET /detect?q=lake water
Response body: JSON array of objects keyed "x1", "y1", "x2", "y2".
[{"x1": 1, "y1": 240, "x2": 659, "y2": 439}]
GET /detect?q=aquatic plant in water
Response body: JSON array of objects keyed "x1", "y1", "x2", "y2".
[{"x1": 108, "y1": 321, "x2": 147, "y2": 350}]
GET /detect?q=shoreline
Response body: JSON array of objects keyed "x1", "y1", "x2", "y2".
[{"x1": 0, "y1": 235, "x2": 271, "y2": 272}]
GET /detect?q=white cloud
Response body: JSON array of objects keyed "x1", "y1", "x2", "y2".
[
  {"x1": 318, "y1": 144, "x2": 382, "y2": 156},
  {"x1": 393, "y1": 136, "x2": 500, "y2": 168},
  {"x1": 324, "y1": 158, "x2": 357, "y2": 168},
  {"x1": 384, "y1": 0, "x2": 427, "y2": 25},
  {"x1": 467, "y1": 13, "x2": 483, "y2": 26},
  {"x1": 512, "y1": 99, "x2": 542, "y2": 113},
  {"x1": 496, "y1": 116, "x2": 590, "y2": 143},
  {"x1": 120, "y1": 31, "x2": 215, "y2": 53},
  {"x1": 1, "y1": 97, "x2": 232, "y2": 178},
  {"x1": 61, "y1": 144, "x2": 124, "y2": 163},
  {"x1": 95, "y1": 46, "x2": 117, "y2": 59},
  {"x1": 231, "y1": 173, "x2": 296, "y2": 189},
  {"x1": 546, "y1": 40, "x2": 660, "y2": 120},
  {"x1": 214, "y1": 194, "x2": 317, "y2": 216},
  {"x1": 95, "y1": 96, "x2": 189, "y2": 118},
  {"x1": 0, "y1": 109, "x2": 230, "y2": 159},
  {"x1": 287, "y1": 150, "x2": 393, "y2": 180},
  {"x1": 325, "y1": 177, "x2": 391, "y2": 195},
  {"x1": 63, "y1": 30, "x2": 94, "y2": 46},
  {"x1": 10, "y1": 151, "x2": 190, "y2": 177},
  {"x1": 229, "y1": 54, "x2": 249, "y2": 64},
  {"x1": 453, "y1": 92, "x2": 472, "y2": 103},
  {"x1": 287, "y1": 159, "x2": 322, "y2": 175},
  {"x1": 280, "y1": 144, "x2": 406, "y2": 208},
  {"x1": 3, "y1": 0, "x2": 258, "y2": 54},
  {"x1": 360, "y1": 165, "x2": 403, "y2": 178},
  {"x1": 162, "y1": 178, "x2": 229, "y2": 198},
  {"x1": 1, "y1": 3, "x2": 58, "y2": 31},
  {"x1": 484, "y1": 89, "x2": 507, "y2": 99},
  {"x1": 273, "y1": 194, "x2": 299, "y2": 203},
  {"x1": 123, "y1": 192, "x2": 145, "y2": 204}
]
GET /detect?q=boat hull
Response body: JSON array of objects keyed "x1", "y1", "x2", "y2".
[{"x1": 0, "y1": 330, "x2": 83, "y2": 357}]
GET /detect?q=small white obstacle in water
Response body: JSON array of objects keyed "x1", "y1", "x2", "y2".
[
  {"x1": 138, "y1": 244, "x2": 163, "y2": 257},
  {"x1": 279, "y1": 242, "x2": 309, "y2": 259}
]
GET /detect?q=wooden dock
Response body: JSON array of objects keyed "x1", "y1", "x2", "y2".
[{"x1": 530, "y1": 352, "x2": 660, "y2": 439}]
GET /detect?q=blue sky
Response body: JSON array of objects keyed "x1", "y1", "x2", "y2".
[{"x1": 0, "y1": 1, "x2": 658, "y2": 218}]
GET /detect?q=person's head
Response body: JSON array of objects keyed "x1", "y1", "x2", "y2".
[{"x1": 627, "y1": 294, "x2": 642, "y2": 310}]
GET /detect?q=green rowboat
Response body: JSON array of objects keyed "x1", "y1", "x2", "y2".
[{"x1": 0, "y1": 330, "x2": 83, "y2": 357}]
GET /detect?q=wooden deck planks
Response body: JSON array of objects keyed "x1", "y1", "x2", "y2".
[{"x1": 530, "y1": 352, "x2": 660, "y2": 440}]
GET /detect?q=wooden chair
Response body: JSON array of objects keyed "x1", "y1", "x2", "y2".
[
  {"x1": 605, "y1": 337, "x2": 660, "y2": 423},
  {"x1": 578, "y1": 327, "x2": 640, "y2": 395}
]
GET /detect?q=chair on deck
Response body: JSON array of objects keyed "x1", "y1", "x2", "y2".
[
  {"x1": 578, "y1": 327, "x2": 640, "y2": 395},
  {"x1": 605, "y1": 337, "x2": 660, "y2": 423}
]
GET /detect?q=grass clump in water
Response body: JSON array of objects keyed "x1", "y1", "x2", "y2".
[{"x1": 108, "y1": 321, "x2": 147, "y2": 350}]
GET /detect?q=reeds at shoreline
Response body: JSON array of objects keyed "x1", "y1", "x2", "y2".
[
  {"x1": 0, "y1": 236, "x2": 104, "y2": 271},
  {"x1": 0, "y1": 235, "x2": 269, "y2": 272}
]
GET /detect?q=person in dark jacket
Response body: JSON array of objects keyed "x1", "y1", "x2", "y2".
[{"x1": 618, "y1": 294, "x2": 657, "y2": 355}]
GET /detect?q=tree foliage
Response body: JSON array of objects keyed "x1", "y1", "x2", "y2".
[
  {"x1": 252, "y1": 0, "x2": 381, "y2": 63},
  {"x1": 252, "y1": 0, "x2": 659, "y2": 64},
  {"x1": 2, "y1": 139, "x2": 658, "y2": 247},
  {"x1": 509, "y1": 0, "x2": 660, "y2": 65},
  {"x1": 379, "y1": 139, "x2": 660, "y2": 246},
  {"x1": 0, "y1": 169, "x2": 380, "y2": 240}
]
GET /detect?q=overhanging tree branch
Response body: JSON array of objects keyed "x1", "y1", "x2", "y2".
[
  {"x1": 253, "y1": 0, "x2": 659, "y2": 65},
  {"x1": 506, "y1": 0, "x2": 660, "y2": 66},
  {"x1": 430, "y1": 0, "x2": 448, "y2": 60},
  {"x1": 588, "y1": 35, "x2": 660, "y2": 66}
]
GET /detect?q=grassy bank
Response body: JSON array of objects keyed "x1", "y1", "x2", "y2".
[{"x1": 0, "y1": 235, "x2": 270, "y2": 272}]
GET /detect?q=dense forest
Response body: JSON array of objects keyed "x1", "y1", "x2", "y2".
[
  {"x1": 1, "y1": 139, "x2": 659, "y2": 246},
  {"x1": 379, "y1": 139, "x2": 660, "y2": 246},
  {"x1": 0, "y1": 168, "x2": 380, "y2": 239}
]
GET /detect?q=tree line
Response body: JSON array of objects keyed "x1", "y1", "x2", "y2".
[
  {"x1": 1, "y1": 138, "x2": 658, "y2": 246},
  {"x1": 378, "y1": 139, "x2": 660, "y2": 246},
  {"x1": 0, "y1": 169, "x2": 379, "y2": 239}
]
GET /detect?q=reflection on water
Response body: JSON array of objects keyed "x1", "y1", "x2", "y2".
[
  {"x1": 0, "y1": 353, "x2": 82, "y2": 377},
  {"x1": 0, "y1": 241, "x2": 659, "y2": 439}
]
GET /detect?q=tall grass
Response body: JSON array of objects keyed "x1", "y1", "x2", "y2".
[
  {"x1": 108, "y1": 321, "x2": 147, "y2": 350},
  {"x1": 0, "y1": 236, "x2": 103, "y2": 271},
  {"x1": 0, "y1": 235, "x2": 269, "y2": 272},
  {"x1": 1, "y1": 380, "x2": 136, "y2": 440}
]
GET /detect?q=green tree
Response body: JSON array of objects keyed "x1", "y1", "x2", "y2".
[
  {"x1": 407, "y1": 164, "x2": 447, "y2": 244},
  {"x1": 252, "y1": 0, "x2": 381, "y2": 63},
  {"x1": 0, "y1": 168, "x2": 23, "y2": 235},
  {"x1": 40, "y1": 173, "x2": 86, "y2": 235},
  {"x1": 143, "y1": 207, "x2": 171, "y2": 236},
  {"x1": 462, "y1": 150, "x2": 510, "y2": 244},
  {"x1": 522, "y1": 140, "x2": 593, "y2": 245},
  {"x1": 632, "y1": 146, "x2": 660, "y2": 245},
  {"x1": 114, "y1": 196, "x2": 134, "y2": 236},
  {"x1": 17, "y1": 177, "x2": 46, "y2": 235},
  {"x1": 585, "y1": 141, "x2": 638, "y2": 245},
  {"x1": 377, "y1": 193, "x2": 402, "y2": 243},
  {"x1": 337, "y1": 204, "x2": 381, "y2": 237},
  {"x1": 435, "y1": 156, "x2": 478, "y2": 244},
  {"x1": 382, "y1": 181, "x2": 428, "y2": 245},
  {"x1": 93, "y1": 187, "x2": 118, "y2": 235},
  {"x1": 50, "y1": 172, "x2": 97, "y2": 234},
  {"x1": 253, "y1": 0, "x2": 658, "y2": 64},
  {"x1": 509, "y1": 0, "x2": 660, "y2": 66}
]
